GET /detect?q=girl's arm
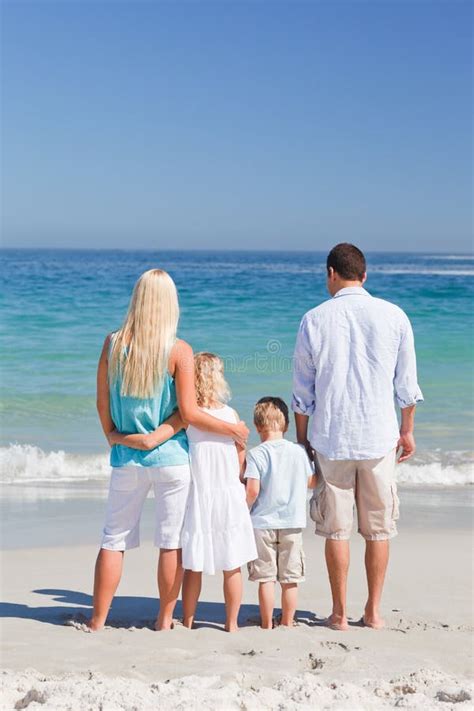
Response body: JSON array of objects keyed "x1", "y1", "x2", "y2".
[
  {"x1": 172, "y1": 340, "x2": 249, "y2": 446},
  {"x1": 237, "y1": 443, "x2": 246, "y2": 483},
  {"x1": 97, "y1": 335, "x2": 115, "y2": 441},
  {"x1": 308, "y1": 474, "x2": 317, "y2": 489},
  {"x1": 231, "y1": 408, "x2": 247, "y2": 482},
  {"x1": 108, "y1": 411, "x2": 185, "y2": 451}
]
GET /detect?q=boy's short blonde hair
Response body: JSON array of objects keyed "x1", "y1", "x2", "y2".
[
  {"x1": 194, "y1": 352, "x2": 231, "y2": 408},
  {"x1": 253, "y1": 396, "x2": 289, "y2": 432}
]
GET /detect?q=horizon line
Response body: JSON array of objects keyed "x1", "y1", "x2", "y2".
[{"x1": 1, "y1": 246, "x2": 473, "y2": 256}]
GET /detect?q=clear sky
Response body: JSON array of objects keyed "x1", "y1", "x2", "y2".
[{"x1": 2, "y1": 0, "x2": 472, "y2": 252}]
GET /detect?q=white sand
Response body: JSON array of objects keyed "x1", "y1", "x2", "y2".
[{"x1": 1, "y1": 493, "x2": 473, "y2": 710}]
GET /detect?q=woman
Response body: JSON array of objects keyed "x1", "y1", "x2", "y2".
[{"x1": 89, "y1": 269, "x2": 248, "y2": 631}]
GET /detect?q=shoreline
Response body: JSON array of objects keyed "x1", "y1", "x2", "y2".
[{"x1": 1, "y1": 485, "x2": 473, "y2": 551}]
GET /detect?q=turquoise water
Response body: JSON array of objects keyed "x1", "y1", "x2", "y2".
[{"x1": 1, "y1": 249, "x2": 473, "y2": 486}]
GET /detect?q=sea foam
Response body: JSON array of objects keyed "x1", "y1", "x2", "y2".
[{"x1": 0, "y1": 444, "x2": 472, "y2": 487}]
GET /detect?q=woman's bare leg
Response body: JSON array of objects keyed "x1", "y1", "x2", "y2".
[
  {"x1": 258, "y1": 581, "x2": 275, "y2": 629},
  {"x1": 156, "y1": 548, "x2": 183, "y2": 631},
  {"x1": 88, "y1": 549, "x2": 124, "y2": 631},
  {"x1": 223, "y1": 568, "x2": 242, "y2": 632},
  {"x1": 280, "y1": 583, "x2": 298, "y2": 627},
  {"x1": 182, "y1": 570, "x2": 202, "y2": 628}
]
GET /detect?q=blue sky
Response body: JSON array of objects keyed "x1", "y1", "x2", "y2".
[{"x1": 2, "y1": 0, "x2": 472, "y2": 252}]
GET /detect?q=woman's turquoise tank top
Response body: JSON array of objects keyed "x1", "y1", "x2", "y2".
[{"x1": 109, "y1": 362, "x2": 189, "y2": 468}]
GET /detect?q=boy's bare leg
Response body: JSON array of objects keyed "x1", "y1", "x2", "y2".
[
  {"x1": 280, "y1": 583, "x2": 298, "y2": 626},
  {"x1": 88, "y1": 549, "x2": 124, "y2": 631},
  {"x1": 363, "y1": 540, "x2": 389, "y2": 629},
  {"x1": 325, "y1": 539, "x2": 350, "y2": 630},
  {"x1": 156, "y1": 548, "x2": 183, "y2": 631},
  {"x1": 223, "y1": 568, "x2": 242, "y2": 632},
  {"x1": 258, "y1": 581, "x2": 275, "y2": 629},
  {"x1": 182, "y1": 570, "x2": 202, "y2": 628}
]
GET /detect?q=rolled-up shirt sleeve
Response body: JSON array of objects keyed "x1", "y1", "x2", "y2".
[
  {"x1": 291, "y1": 315, "x2": 316, "y2": 416},
  {"x1": 394, "y1": 315, "x2": 424, "y2": 408}
]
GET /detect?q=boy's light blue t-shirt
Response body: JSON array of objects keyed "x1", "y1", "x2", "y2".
[{"x1": 245, "y1": 439, "x2": 313, "y2": 529}]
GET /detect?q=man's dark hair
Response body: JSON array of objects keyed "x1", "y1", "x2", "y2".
[{"x1": 326, "y1": 243, "x2": 366, "y2": 281}]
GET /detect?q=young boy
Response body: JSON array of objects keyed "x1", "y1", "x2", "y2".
[{"x1": 245, "y1": 396, "x2": 316, "y2": 629}]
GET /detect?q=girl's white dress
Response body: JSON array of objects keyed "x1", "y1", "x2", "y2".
[{"x1": 181, "y1": 405, "x2": 257, "y2": 574}]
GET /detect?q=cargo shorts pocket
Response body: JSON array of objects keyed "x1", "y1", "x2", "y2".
[
  {"x1": 310, "y1": 485, "x2": 326, "y2": 525},
  {"x1": 247, "y1": 560, "x2": 256, "y2": 580}
]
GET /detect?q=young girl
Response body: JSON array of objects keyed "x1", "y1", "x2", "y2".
[{"x1": 181, "y1": 353, "x2": 257, "y2": 633}]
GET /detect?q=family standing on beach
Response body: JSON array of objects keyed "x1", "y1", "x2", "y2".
[{"x1": 88, "y1": 243, "x2": 423, "y2": 633}]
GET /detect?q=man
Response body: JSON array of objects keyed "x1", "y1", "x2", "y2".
[{"x1": 292, "y1": 243, "x2": 423, "y2": 630}]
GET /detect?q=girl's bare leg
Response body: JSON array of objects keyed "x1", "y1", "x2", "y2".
[
  {"x1": 88, "y1": 549, "x2": 124, "y2": 631},
  {"x1": 182, "y1": 570, "x2": 202, "y2": 628},
  {"x1": 280, "y1": 583, "x2": 298, "y2": 627},
  {"x1": 223, "y1": 568, "x2": 242, "y2": 632},
  {"x1": 258, "y1": 581, "x2": 275, "y2": 629},
  {"x1": 156, "y1": 548, "x2": 183, "y2": 631}
]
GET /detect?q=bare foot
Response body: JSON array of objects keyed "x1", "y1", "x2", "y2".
[
  {"x1": 86, "y1": 618, "x2": 104, "y2": 632},
  {"x1": 154, "y1": 618, "x2": 175, "y2": 631},
  {"x1": 323, "y1": 614, "x2": 349, "y2": 631},
  {"x1": 362, "y1": 615, "x2": 385, "y2": 630},
  {"x1": 275, "y1": 614, "x2": 298, "y2": 628},
  {"x1": 224, "y1": 623, "x2": 239, "y2": 633}
]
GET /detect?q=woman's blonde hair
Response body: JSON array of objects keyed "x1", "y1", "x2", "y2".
[
  {"x1": 108, "y1": 269, "x2": 179, "y2": 398},
  {"x1": 194, "y1": 352, "x2": 231, "y2": 408}
]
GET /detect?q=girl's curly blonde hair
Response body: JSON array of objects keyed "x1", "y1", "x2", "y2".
[{"x1": 194, "y1": 352, "x2": 231, "y2": 408}]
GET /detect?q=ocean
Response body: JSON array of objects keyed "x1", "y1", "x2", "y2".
[{"x1": 1, "y1": 248, "x2": 473, "y2": 493}]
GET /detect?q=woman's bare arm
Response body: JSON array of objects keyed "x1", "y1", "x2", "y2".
[
  {"x1": 172, "y1": 340, "x2": 249, "y2": 446},
  {"x1": 108, "y1": 411, "x2": 185, "y2": 450},
  {"x1": 97, "y1": 335, "x2": 115, "y2": 440}
]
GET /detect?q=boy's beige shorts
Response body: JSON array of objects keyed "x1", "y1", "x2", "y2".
[
  {"x1": 311, "y1": 448, "x2": 399, "y2": 541},
  {"x1": 248, "y1": 528, "x2": 305, "y2": 584}
]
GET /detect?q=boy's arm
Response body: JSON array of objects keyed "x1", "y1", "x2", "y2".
[
  {"x1": 244, "y1": 451, "x2": 261, "y2": 507},
  {"x1": 108, "y1": 411, "x2": 184, "y2": 450},
  {"x1": 308, "y1": 473, "x2": 317, "y2": 489},
  {"x1": 246, "y1": 478, "x2": 260, "y2": 508}
]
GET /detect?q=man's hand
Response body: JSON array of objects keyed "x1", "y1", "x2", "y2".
[
  {"x1": 397, "y1": 431, "x2": 416, "y2": 462},
  {"x1": 232, "y1": 420, "x2": 250, "y2": 447}
]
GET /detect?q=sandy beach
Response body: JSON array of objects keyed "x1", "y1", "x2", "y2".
[{"x1": 1, "y1": 487, "x2": 472, "y2": 710}]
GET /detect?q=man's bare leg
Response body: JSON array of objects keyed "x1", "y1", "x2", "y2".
[
  {"x1": 88, "y1": 549, "x2": 124, "y2": 631},
  {"x1": 325, "y1": 539, "x2": 350, "y2": 630},
  {"x1": 280, "y1": 583, "x2": 298, "y2": 627},
  {"x1": 182, "y1": 570, "x2": 202, "y2": 628},
  {"x1": 156, "y1": 548, "x2": 183, "y2": 631},
  {"x1": 363, "y1": 540, "x2": 389, "y2": 629},
  {"x1": 258, "y1": 581, "x2": 275, "y2": 629}
]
